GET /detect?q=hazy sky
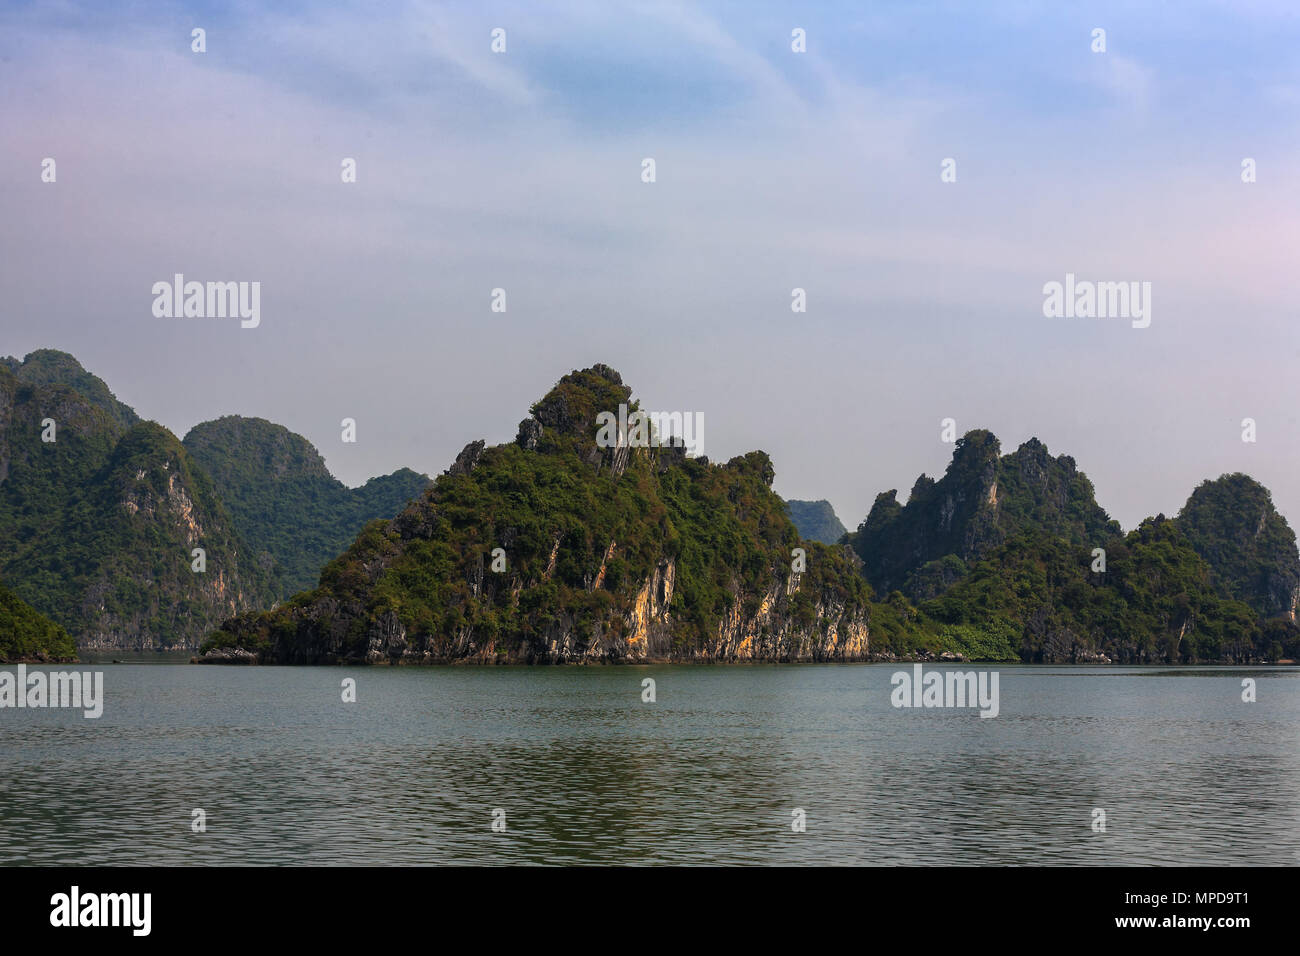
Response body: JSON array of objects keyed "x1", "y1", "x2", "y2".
[{"x1": 2, "y1": 0, "x2": 1298, "y2": 532}]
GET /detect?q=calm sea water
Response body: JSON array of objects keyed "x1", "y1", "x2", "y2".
[{"x1": 1, "y1": 663, "x2": 1296, "y2": 865}]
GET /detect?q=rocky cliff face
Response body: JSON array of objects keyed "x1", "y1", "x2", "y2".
[
  {"x1": 849, "y1": 430, "x2": 1120, "y2": 600},
  {"x1": 69, "y1": 423, "x2": 275, "y2": 651},
  {"x1": 0, "y1": 354, "x2": 276, "y2": 651},
  {"x1": 208, "y1": 560, "x2": 869, "y2": 665},
  {"x1": 202, "y1": 365, "x2": 873, "y2": 664}
]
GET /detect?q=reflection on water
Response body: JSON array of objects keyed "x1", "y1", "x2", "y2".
[{"x1": 1, "y1": 664, "x2": 1296, "y2": 865}]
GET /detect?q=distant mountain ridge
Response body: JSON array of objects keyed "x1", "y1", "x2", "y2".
[
  {"x1": 784, "y1": 499, "x2": 847, "y2": 544},
  {"x1": 4, "y1": 350, "x2": 1297, "y2": 665}
]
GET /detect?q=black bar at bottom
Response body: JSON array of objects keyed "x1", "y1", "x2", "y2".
[{"x1": 1, "y1": 865, "x2": 1277, "y2": 943}]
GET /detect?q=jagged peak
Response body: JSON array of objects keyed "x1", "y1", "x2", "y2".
[
  {"x1": 851, "y1": 425, "x2": 1119, "y2": 597},
  {"x1": 909, "y1": 474, "x2": 936, "y2": 501},
  {"x1": 1174, "y1": 472, "x2": 1299, "y2": 619},
  {"x1": 1005, "y1": 436, "x2": 1078, "y2": 474},
  {"x1": 525, "y1": 365, "x2": 635, "y2": 443},
  {"x1": 944, "y1": 429, "x2": 1001, "y2": 477},
  {"x1": 1177, "y1": 473, "x2": 1288, "y2": 535}
]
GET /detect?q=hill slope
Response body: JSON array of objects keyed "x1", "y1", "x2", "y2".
[
  {"x1": 913, "y1": 517, "x2": 1268, "y2": 663},
  {"x1": 183, "y1": 416, "x2": 430, "y2": 598}
]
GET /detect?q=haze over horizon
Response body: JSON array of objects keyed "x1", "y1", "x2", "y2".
[{"x1": 3, "y1": 0, "x2": 1298, "y2": 533}]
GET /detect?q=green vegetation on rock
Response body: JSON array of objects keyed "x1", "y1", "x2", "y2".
[
  {"x1": 183, "y1": 416, "x2": 430, "y2": 598},
  {"x1": 1174, "y1": 473, "x2": 1300, "y2": 620},
  {"x1": 7, "y1": 351, "x2": 1298, "y2": 667},
  {"x1": 850, "y1": 431, "x2": 1120, "y2": 601},
  {"x1": 0, "y1": 353, "x2": 275, "y2": 651},
  {"x1": 7, "y1": 348, "x2": 139, "y2": 431},
  {"x1": 0, "y1": 350, "x2": 431, "y2": 652},
  {"x1": 203, "y1": 365, "x2": 873, "y2": 663},
  {"x1": 848, "y1": 432, "x2": 1300, "y2": 664},
  {"x1": 0, "y1": 581, "x2": 77, "y2": 662}
]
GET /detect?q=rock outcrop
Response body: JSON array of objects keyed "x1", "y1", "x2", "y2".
[
  {"x1": 201, "y1": 365, "x2": 873, "y2": 664},
  {"x1": 1175, "y1": 473, "x2": 1300, "y2": 621},
  {"x1": 848, "y1": 430, "x2": 1120, "y2": 600}
]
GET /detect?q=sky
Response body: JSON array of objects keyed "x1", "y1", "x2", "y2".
[{"x1": 2, "y1": 0, "x2": 1298, "y2": 533}]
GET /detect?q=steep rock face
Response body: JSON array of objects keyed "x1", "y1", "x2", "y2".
[
  {"x1": 784, "y1": 499, "x2": 848, "y2": 544},
  {"x1": 201, "y1": 365, "x2": 873, "y2": 664},
  {"x1": 183, "y1": 416, "x2": 430, "y2": 598},
  {"x1": 1175, "y1": 474, "x2": 1300, "y2": 621},
  {"x1": 67, "y1": 423, "x2": 275, "y2": 651},
  {"x1": 709, "y1": 574, "x2": 868, "y2": 661},
  {"x1": 0, "y1": 358, "x2": 276, "y2": 651},
  {"x1": 849, "y1": 430, "x2": 1120, "y2": 600}
]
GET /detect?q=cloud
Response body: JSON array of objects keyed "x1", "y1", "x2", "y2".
[
  {"x1": 1089, "y1": 51, "x2": 1155, "y2": 113},
  {"x1": 1, "y1": 1, "x2": 1297, "y2": 532}
]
